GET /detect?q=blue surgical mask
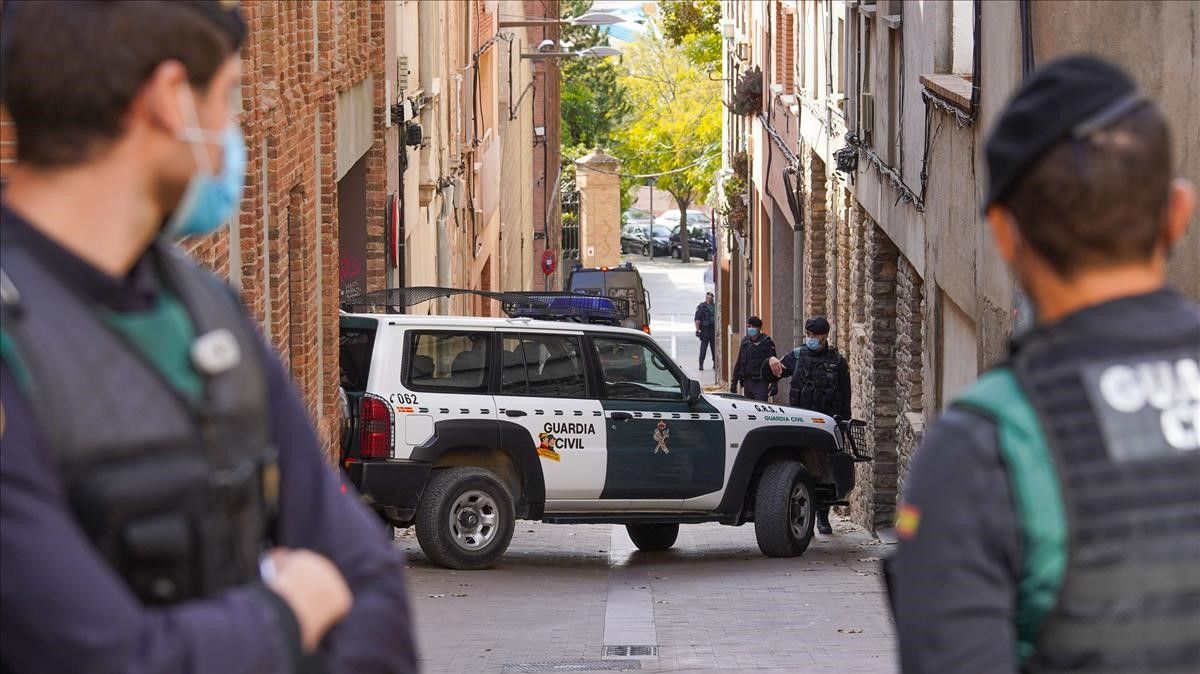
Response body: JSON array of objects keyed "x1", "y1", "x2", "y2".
[
  {"x1": 747, "y1": 327, "x2": 760, "y2": 338},
  {"x1": 805, "y1": 337, "x2": 822, "y2": 350},
  {"x1": 164, "y1": 87, "x2": 247, "y2": 238}
]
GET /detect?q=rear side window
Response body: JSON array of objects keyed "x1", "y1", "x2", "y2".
[
  {"x1": 339, "y1": 328, "x2": 376, "y2": 392},
  {"x1": 568, "y1": 270, "x2": 605, "y2": 290},
  {"x1": 500, "y1": 333, "x2": 587, "y2": 398},
  {"x1": 406, "y1": 331, "x2": 492, "y2": 394}
]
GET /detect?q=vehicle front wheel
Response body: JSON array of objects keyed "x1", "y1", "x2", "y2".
[
  {"x1": 753, "y1": 461, "x2": 816, "y2": 558},
  {"x1": 641, "y1": 244, "x2": 651, "y2": 257},
  {"x1": 626, "y1": 523, "x2": 679, "y2": 551},
  {"x1": 415, "y1": 467, "x2": 515, "y2": 569}
]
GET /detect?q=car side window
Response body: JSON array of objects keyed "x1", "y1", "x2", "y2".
[
  {"x1": 501, "y1": 333, "x2": 587, "y2": 397},
  {"x1": 592, "y1": 336, "x2": 683, "y2": 400},
  {"x1": 406, "y1": 331, "x2": 492, "y2": 393}
]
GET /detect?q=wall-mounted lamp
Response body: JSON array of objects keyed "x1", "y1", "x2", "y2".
[
  {"x1": 499, "y1": 10, "x2": 623, "y2": 28},
  {"x1": 522, "y1": 45, "x2": 621, "y2": 60}
]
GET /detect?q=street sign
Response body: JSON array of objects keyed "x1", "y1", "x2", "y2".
[{"x1": 541, "y1": 249, "x2": 557, "y2": 276}]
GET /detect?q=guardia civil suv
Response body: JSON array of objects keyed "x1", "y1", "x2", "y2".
[{"x1": 339, "y1": 290, "x2": 868, "y2": 570}]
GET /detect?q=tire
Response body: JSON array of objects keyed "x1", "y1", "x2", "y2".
[
  {"x1": 641, "y1": 244, "x2": 651, "y2": 257},
  {"x1": 415, "y1": 467, "x2": 516, "y2": 569},
  {"x1": 626, "y1": 523, "x2": 679, "y2": 551},
  {"x1": 753, "y1": 461, "x2": 816, "y2": 558}
]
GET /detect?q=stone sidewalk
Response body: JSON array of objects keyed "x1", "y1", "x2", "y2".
[{"x1": 399, "y1": 513, "x2": 898, "y2": 673}]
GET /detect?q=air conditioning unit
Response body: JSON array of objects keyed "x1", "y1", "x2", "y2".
[{"x1": 859, "y1": 92, "x2": 875, "y2": 144}]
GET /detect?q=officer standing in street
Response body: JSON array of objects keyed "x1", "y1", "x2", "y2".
[
  {"x1": 731, "y1": 316, "x2": 776, "y2": 401},
  {"x1": 694, "y1": 291, "x2": 716, "y2": 371},
  {"x1": 0, "y1": 2, "x2": 417, "y2": 672},
  {"x1": 768, "y1": 316, "x2": 851, "y2": 535},
  {"x1": 886, "y1": 55, "x2": 1200, "y2": 673}
]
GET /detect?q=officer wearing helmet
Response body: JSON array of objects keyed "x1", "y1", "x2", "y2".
[
  {"x1": 0, "y1": 2, "x2": 416, "y2": 672},
  {"x1": 886, "y1": 55, "x2": 1200, "y2": 673}
]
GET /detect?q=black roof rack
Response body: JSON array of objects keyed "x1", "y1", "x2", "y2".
[{"x1": 340, "y1": 287, "x2": 629, "y2": 324}]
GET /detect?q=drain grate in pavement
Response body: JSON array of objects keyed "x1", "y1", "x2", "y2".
[
  {"x1": 501, "y1": 661, "x2": 638, "y2": 673},
  {"x1": 602, "y1": 645, "x2": 658, "y2": 658}
]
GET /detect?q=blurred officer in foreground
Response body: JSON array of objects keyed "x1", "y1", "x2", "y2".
[
  {"x1": 0, "y1": 2, "x2": 417, "y2": 672},
  {"x1": 769, "y1": 316, "x2": 851, "y2": 535},
  {"x1": 886, "y1": 55, "x2": 1199, "y2": 673},
  {"x1": 731, "y1": 315, "x2": 776, "y2": 401}
]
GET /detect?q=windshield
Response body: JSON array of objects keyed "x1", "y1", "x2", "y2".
[{"x1": 651, "y1": 225, "x2": 672, "y2": 237}]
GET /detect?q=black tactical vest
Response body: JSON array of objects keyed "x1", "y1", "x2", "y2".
[
  {"x1": 0, "y1": 242, "x2": 276, "y2": 605},
  {"x1": 1010, "y1": 308, "x2": 1200, "y2": 673},
  {"x1": 739, "y1": 335, "x2": 775, "y2": 381},
  {"x1": 789, "y1": 346, "x2": 843, "y2": 414}
]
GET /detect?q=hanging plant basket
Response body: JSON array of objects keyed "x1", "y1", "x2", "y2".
[{"x1": 729, "y1": 67, "x2": 763, "y2": 116}]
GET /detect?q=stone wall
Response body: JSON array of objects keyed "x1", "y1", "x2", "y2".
[
  {"x1": 894, "y1": 255, "x2": 925, "y2": 501},
  {"x1": 847, "y1": 221, "x2": 900, "y2": 531}
]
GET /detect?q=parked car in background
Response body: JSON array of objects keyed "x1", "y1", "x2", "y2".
[
  {"x1": 620, "y1": 223, "x2": 648, "y2": 254},
  {"x1": 670, "y1": 223, "x2": 716, "y2": 261},
  {"x1": 653, "y1": 208, "x2": 712, "y2": 230},
  {"x1": 622, "y1": 208, "x2": 654, "y2": 227},
  {"x1": 620, "y1": 223, "x2": 672, "y2": 257}
]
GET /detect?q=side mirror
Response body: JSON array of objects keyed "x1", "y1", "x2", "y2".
[{"x1": 685, "y1": 378, "x2": 702, "y2": 404}]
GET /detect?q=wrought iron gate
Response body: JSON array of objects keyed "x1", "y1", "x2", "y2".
[{"x1": 560, "y1": 187, "x2": 580, "y2": 273}]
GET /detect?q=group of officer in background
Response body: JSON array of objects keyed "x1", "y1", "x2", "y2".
[{"x1": 1, "y1": 0, "x2": 1196, "y2": 671}]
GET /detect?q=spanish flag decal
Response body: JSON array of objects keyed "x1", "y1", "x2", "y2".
[{"x1": 896, "y1": 503, "x2": 921, "y2": 540}]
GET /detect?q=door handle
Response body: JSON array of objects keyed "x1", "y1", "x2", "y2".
[
  {"x1": 610, "y1": 411, "x2": 633, "y2": 421},
  {"x1": 504, "y1": 410, "x2": 528, "y2": 417}
]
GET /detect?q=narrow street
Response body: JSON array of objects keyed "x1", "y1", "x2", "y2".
[
  {"x1": 402, "y1": 256, "x2": 897, "y2": 673},
  {"x1": 627, "y1": 254, "x2": 718, "y2": 387},
  {"x1": 401, "y1": 518, "x2": 896, "y2": 674}
]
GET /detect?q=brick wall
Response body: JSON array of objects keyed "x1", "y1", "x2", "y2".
[
  {"x1": 803, "y1": 148, "x2": 828, "y2": 317},
  {"x1": 0, "y1": 107, "x2": 14, "y2": 177}
]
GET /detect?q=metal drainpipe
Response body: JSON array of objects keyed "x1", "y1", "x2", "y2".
[{"x1": 436, "y1": 183, "x2": 454, "y2": 314}]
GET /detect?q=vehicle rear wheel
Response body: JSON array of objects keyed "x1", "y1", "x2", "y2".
[
  {"x1": 416, "y1": 467, "x2": 515, "y2": 569},
  {"x1": 754, "y1": 461, "x2": 816, "y2": 558},
  {"x1": 625, "y1": 523, "x2": 679, "y2": 551}
]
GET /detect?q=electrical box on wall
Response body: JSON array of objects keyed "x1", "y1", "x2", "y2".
[{"x1": 396, "y1": 55, "x2": 410, "y2": 91}]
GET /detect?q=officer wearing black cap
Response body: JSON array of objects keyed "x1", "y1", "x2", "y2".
[
  {"x1": 886, "y1": 55, "x2": 1199, "y2": 673},
  {"x1": 768, "y1": 316, "x2": 851, "y2": 535},
  {"x1": 0, "y1": 2, "x2": 416, "y2": 672},
  {"x1": 731, "y1": 315, "x2": 776, "y2": 401}
]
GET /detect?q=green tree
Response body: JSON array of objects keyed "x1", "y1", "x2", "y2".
[
  {"x1": 614, "y1": 31, "x2": 720, "y2": 263},
  {"x1": 659, "y1": 0, "x2": 721, "y2": 67},
  {"x1": 560, "y1": 0, "x2": 629, "y2": 149}
]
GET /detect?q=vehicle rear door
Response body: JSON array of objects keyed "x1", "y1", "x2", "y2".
[
  {"x1": 386, "y1": 328, "x2": 499, "y2": 460},
  {"x1": 493, "y1": 330, "x2": 607, "y2": 504},
  {"x1": 587, "y1": 333, "x2": 725, "y2": 508}
]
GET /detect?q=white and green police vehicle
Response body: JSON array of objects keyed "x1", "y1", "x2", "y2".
[{"x1": 339, "y1": 289, "x2": 868, "y2": 569}]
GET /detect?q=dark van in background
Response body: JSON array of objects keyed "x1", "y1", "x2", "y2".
[{"x1": 566, "y1": 263, "x2": 651, "y2": 333}]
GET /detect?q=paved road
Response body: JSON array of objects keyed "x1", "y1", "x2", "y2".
[
  {"x1": 623, "y1": 254, "x2": 718, "y2": 388},
  {"x1": 401, "y1": 515, "x2": 898, "y2": 673}
]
